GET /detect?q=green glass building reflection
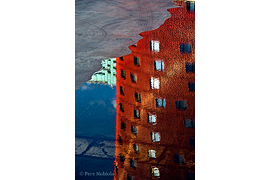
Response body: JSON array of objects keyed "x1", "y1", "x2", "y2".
[{"x1": 88, "y1": 58, "x2": 117, "y2": 86}]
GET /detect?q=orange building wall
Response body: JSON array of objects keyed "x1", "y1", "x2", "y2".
[{"x1": 115, "y1": 4, "x2": 195, "y2": 180}]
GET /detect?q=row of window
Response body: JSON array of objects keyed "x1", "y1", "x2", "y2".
[
  {"x1": 119, "y1": 99, "x2": 191, "y2": 113},
  {"x1": 150, "y1": 40, "x2": 193, "y2": 54}
]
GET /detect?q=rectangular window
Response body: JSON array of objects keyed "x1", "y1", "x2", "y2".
[
  {"x1": 131, "y1": 126, "x2": 138, "y2": 136},
  {"x1": 151, "y1": 167, "x2": 160, "y2": 177},
  {"x1": 134, "y1": 110, "x2": 140, "y2": 119},
  {"x1": 132, "y1": 44, "x2": 137, "y2": 47},
  {"x1": 185, "y1": 119, "x2": 195, "y2": 128},
  {"x1": 174, "y1": 154, "x2": 185, "y2": 163},
  {"x1": 127, "y1": 175, "x2": 133, "y2": 180},
  {"x1": 121, "y1": 69, "x2": 126, "y2": 79},
  {"x1": 150, "y1": 77, "x2": 159, "y2": 89},
  {"x1": 120, "y1": 56, "x2": 124, "y2": 61},
  {"x1": 190, "y1": 136, "x2": 195, "y2": 147},
  {"x1": 188, "y1": 82, "x2": 195, "y2": 92},
  {"x1": 150, "y1": 40, "x2": 160, "y2": 52},
  {"x1": 185, "y1": 63, "x2": 195, "y2": 73},
  {"x1": 119, "y1": 153, "x2": 125, "y2": 162},
  {"x1": 133, "y1": 144, "x2": 140, "y2": 153},
  {"x1": 156, "y1": 98, "x2": 166, "y2": 108},
  {"x1": 176, "y1": 100, "x2": 187, "y2": 110},
  {"x1": 154, "y1": 60, "x2": 164, "y2": 71},
  {"x1": 148, "y1": 113, "x2": 157, "y2": 125},
  {"x1": 130, "y1": 73, "x2": 137, "y2": 83},
  {"x1": 134, "y1": 56, "x2": 140, "y2": 66},
  {"x1": 130, "y1": 159, "x2": 136, "y2": 169},
  {"x1": 180, "y1": 43, "x2": 191, "y2": 53},
  {"x1": 148, "y1": 149, "x2": 156, "y2": 158},
  {"x1": 135, "y1": 92, "x2": 141, "y2": 102},
  {"x1": 121, "y1": 120, "x2": 126, "y2": 130},
  {"x1": 151, "y1": 132, "x2": 160, "y2": 142},
  {"x1": 186, "y1": 1, "x2": 195, "y2": 12},
  {"x1": 120, "y1": 86, "x2": 125, "y2": 95},
  {"x1": 120, "y1": 103, "x2": 124, "y2": 112}
]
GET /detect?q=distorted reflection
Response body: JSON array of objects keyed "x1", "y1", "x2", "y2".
[{"x1": 114, "y1": 1, "x2": 195, "y2": 179}]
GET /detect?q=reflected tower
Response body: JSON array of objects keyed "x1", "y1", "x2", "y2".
[{"x1": 115, "y1": 1, "x2": 195, "y2": 179}]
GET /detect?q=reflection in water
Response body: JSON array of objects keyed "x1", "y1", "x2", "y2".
[{"x1": 114, "y1": 2, "x2": 195, "y2": 180}]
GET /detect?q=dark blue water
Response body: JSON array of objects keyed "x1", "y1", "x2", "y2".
[{"x1": 75, "y1": 83, "x2": 116, "y2": 180}]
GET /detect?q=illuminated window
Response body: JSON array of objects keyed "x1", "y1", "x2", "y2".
[
  {"x1": 176, "y1": 100, "x2": 187, "y2": 110},
  {"x1": 151, "y1": 167, "x2": 160, "y2": 177},
  {"x1": 187, "y1": 1, "x2": 195, "y2": 12},
  {"x1": 154, "y1": 60, "x2": 164, "y2": 71},
  {"x1": 150, "y1": 40, "x2": 159, "y2": 52},
  {"x1": 133, "y1": 144, "x2": 140, "y2": 153},
  {"x1": 130, "y1": 159, "x2": 136, "y2": 169},
  {"x1": 130, "y1": 73, "x2": 137, "y2": 83},
  {"x1": 134, "y1": 110, "x2": 140, "y2": 119},
  {"x1": 134, "y1": 56, "x2": 140, "y2": 66},
  {"x1": 150, "y1": 77, "x2": 159, "y2": 89},
  {"x1": 189, "y1": 82, "x2": 195, "y2": 92},
  {"x1": 148, "y1": 149, "x2": 156, "y2": 158},
  {"x1": 180, "y1": 43, "x2": 191, "y2": 53},
  {"x1": 151, "y1": 132, "x2": 160, "y2": 142},
  {"x1": 174, "y1": 154, "x2": 184, "y2": 163},
  {"x1": 121, "y1": 69, "x2": 126, "y2": 79},
  {"x1": 156, "y1": 98, "x2": 166, "y2": 108},
  {"x1": 148, "y1": 113, "x2": 157, "y2": 125},
  {"x1": 120, "y1": 86, "x2": 125, "y2": 95},
  {"x1": 131, "y1": 126, "x2": 137, "y2": 136},
  {"x1": 135, "y1": 92, "x2": 141, "y2": 102}
]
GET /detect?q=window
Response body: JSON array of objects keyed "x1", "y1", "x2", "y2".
[
  {"x1": 121, "y1": 69, "x2": 126, "y2": 79},
  {"x1": 176, "y1": 100, "x2": 187, "y2": 110},
  {"x1": 180, "y1": 43, "x2": 191, "y2": 53},
  {"x1": 174, "y1": 154, "x2": 185, "y2": 164},
  {"x1": 118, "y1": 135, "x2": 123, "y2": 144},
  {"x1": 120, "y1": 86, "x2": 125, "y2": 95},
  {"x1": 190, "y1": 136, "x2": 195, "y2": 147},
  {"x1": 132, "y1": 43, "x2": 137, "y2": 47},
  {"x1": 151, "y1": 167, "x2": 160, "y2": 177},
  {"x1": 119, "y1": 153, "x2": 125, "y2": 162},
  {"x1": 189, "y1": 82, "x2": 195, "y2": 92},
  {"x1": 130, "y1": 159, "x2": 136, "y2": 169},
  {"x1": 120, "y1": 56, "x2": 124, "y2": 61},
  {"x1": 127, "y1": 175, "x2": 133, "y2": 180},
  {"x1": 135, "y1": 92, "x2": 141, "y2": 102},
  {"x1": 134, "y1": 56, "x2": 140, "y2": 66},
  {"x1": 156, "y1": 98, "x2": 166, "y2": 108},
  {"x1": 120, "y1": 103, "x2": 124, "y2": 112},
  {"x1": 148, "y1": 113, "x2": 157, "y2": 125},
  {"x1": 150, "y1": 40, "x2": 160, "y2": 52},
  {"x1": 130, "y1": 73, "x2": 137, "y2": 83},
  {"x1": 134, "y1": 110, "x2": 140, "y2": 119},
  {"x1": 188, "y1": 173, "x2": 195, "y2": 180},
  {"x1": 148, "y1": 149, "x2": 156, "y2": 158},
  {"x1": 151, "y1": 132, "x2": 160, "y2": 142},
  {"x1": 185, "y1": 63, "x2": 195, "y2": 73},
  {"x1": 121, "y1": 120, "x2": 126, "y2": 130},
  {"x1": 131, "y1": 126, "x2": 138, "y2": 136},
  {"x1": 154, "y1": 60, "x2": 164, "y2": 71},
  {"x1": 186, "y1": 1, "x2": 195, "y2": 12},
  {"x1": 150, "y1": 77, "x2": 159, "y2": 89},
  {"x1": 133, "y1": 144, "x2": 140, "y2": 153},
  {"x1": 185, "y1": 119, "x2": 195, "y2": 128}
]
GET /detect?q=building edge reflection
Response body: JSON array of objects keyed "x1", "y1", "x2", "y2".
[{"x1": 115, "y1": 1, "x2": 195, "y2": 180}]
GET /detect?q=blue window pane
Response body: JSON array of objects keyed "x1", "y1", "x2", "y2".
[
  {"x1": 189, "y1": 82, "x2": 195, "y2": 92},
  {"x1": 189, "y1": 136, "x2": 195, "y2": 147},
  {"x1": 156, "y1": 99, "x2": 163, "y2": 107}
]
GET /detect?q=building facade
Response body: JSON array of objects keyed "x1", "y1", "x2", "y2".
[{"x1": 114, "y1": 2, "x2": 195, "y2": 180}]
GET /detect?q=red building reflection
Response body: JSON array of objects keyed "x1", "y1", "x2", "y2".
[{"x1": 115, "y1": 2, "x2": 195, "y2": 180}]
